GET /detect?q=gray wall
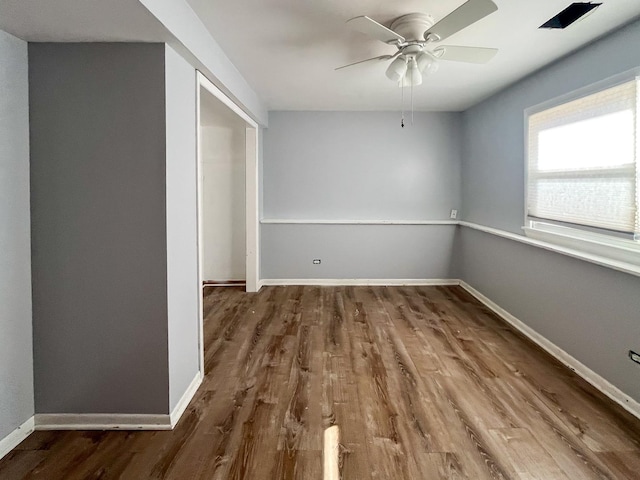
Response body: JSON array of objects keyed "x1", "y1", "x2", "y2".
[
  {"x1": 0, "y1": 29, "x2": 33, "y2": 440},
  {"x1": 262, "y1": 112, "x2": 461, "y2": 279},
  {"x1": 262, "y1": 224, "x2": 455, "y2": 279},
  {"x1": 30, "y1": 43, "x2": 170, "y2": 414},
  {"x1": 165, "y1": 45, "x2": 200, "y2": 410},
  {"x1": 264, "y1": 112, "x2": 461, "y2": 220},
  {"x1": 460, "y1": 19, "x2": 640, "y2": 402},
  {"x1": 458, "y1": 228, "x2": 640, "y2": 401}
]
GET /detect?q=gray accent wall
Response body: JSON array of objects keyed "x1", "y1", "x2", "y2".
[
  {"x1": 262, "y1": 112, "x2": 461, "y2": 279},
  {"x1": 0, "y1": 29, "x2": 33, "y2": 440},
  {"x1": 29, "y1": 43, "x2": 170, "y2": 414},
  {"x1": 165, "y1": 45, "x2": 200, "y2": 410},
  {"x1": 460, "y1": 19, "x2": 640, "y2": 403},
  {"x1": 262, "y1": 224, "x2": 455, "y2": 279}
]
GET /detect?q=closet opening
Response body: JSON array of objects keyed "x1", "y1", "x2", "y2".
[{"x1": 196, "y1": 72, "x2": 259, "y2": 375}]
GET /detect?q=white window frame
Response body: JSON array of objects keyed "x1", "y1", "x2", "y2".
[{"x1": 523, "y1": 68, "x2": 640, "y2": 270}]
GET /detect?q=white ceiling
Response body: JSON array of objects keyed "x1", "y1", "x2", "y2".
[
  {"x1": 0, "y1": 0, "x2": 169, "y2": 42},
  {"x1": 186, "y1": 0, "x2": 640, "y2": 111},
  {"x1": 2, "y1": 0, "x2": 639, "y2": 113}
]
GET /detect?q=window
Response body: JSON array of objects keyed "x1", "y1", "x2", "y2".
[{"x1": 525, "y1": 71, "x2": 640, "y2": 267}]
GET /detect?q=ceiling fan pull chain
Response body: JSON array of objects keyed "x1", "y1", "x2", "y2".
[
  {"x1": 411, "y1": 68, "x2": 414, "y2": 125},
  {"x1": 401, "y1": 80, "x2": 405, "y2": 128}
]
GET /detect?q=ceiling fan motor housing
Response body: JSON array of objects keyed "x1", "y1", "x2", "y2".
[
  {"x1": 389, "y1": 13, "x2": 435, "y2": 42},
  {"x1": 337, "y1": 0, "x2": 499, "y2": 80}
]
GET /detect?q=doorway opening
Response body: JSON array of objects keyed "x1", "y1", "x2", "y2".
[{"x1": 196, "y1": 72, "x2": 260, "y2": 375}]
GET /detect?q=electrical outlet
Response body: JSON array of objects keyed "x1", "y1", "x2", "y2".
[
  {"x1": 313, "y1": 259, "x2": 321, "y2": 265},
  {"x1": 450, "y1": 209, "x2": 458, "y2": 219},
  {"x1": 629, "y1": 350, "x2": 640, "y2": 365}
]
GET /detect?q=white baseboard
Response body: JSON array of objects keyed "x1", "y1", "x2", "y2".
[
  {"x1": 33, "y1": 372, "x2": 203, "y2": 431},
  {"x1": 34, "y1": 413, "x2": 172, "y2": 431},
  {"x1": 0, "y1": 416, "x2": 35, "y2": 460},
  {"x1": 459, "y1": 280, "x2": 640, "y2": 420},
  {"x1": 259, "y1": 278, "x2": 460, "y2": 287},
  {"x1": 170, "y1": 371, "x2": 203, "y2": 428}
]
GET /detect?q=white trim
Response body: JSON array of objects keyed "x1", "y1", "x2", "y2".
[
  {"x1": 459, "y1": 281, "x2": 640, "y2": 420},
  {"x1": 523, "y1": 224, "x2": 640, "y2": 266},
  {"x1": 260, "y1": 219, "x2": 459, "y2": 225},
  {"x1": 197, "y1": 72, "x2": 259, "y2": 129},
  {"x1": 245, "y1": 127, "x2": 260, "y2": 292},
  {"x1": 34, "y1": 414, "x2": 172, "y2": 431},
  {"x1": 196, "y1": 80, "x2": 205, "y2": 375},
  {"x1": 170, "y1": 371, "x2": 203, "y2": 428},
  {"x1": 460, "y1": 221, "x2": 640, "y2": 277},
  {"x1": 0, "y1": 416, "x2": 34, "y2": 460},
  {"x1": 259, "y1": 278, "x2": 460, "y2": 286}
]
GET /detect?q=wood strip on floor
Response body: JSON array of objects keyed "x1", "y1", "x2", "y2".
[{"x1": 1, "y1": 285, "x2": 639, "y2": 479}]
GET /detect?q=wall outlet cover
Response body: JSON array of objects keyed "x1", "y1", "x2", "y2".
[{"x1": 450, "y1": 209, "x2": 458, "y2": 219}]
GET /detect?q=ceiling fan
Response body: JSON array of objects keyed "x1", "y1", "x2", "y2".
[{"x1": 336, "y1": 0, "x2": 499, "y2": 86}]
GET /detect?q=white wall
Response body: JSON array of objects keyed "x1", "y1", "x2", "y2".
[
  {"x1": 200, "y1": 96, "x2": 246, "y2": 281},
  {"x1": 165, "y1": 45, "x2": 200, "y2": 410},
  {"x1": 460, "y1": 18, "x2": 640, "y2": 403},
  {"x1": 262, "y1": 111, "x2": 461, "y2": 280},
  {"x1": 0, "y1": 29, "x2": 33, "y2": 443}
]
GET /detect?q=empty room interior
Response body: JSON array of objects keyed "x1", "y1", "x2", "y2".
[{"x1": 2, "y1": 0, "x2": 640, "y2": 478}]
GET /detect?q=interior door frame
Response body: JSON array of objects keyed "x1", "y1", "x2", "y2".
[{"x1": 196, "y1": 71, "x2": 260, "y2": 375}]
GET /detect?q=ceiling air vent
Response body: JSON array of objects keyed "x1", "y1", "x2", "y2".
[{"x1": 540, "y1": 2, "x2": 601, "y2": 29}]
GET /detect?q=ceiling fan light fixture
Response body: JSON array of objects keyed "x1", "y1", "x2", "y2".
[
  {"x1": 400, "y1": 58, "x2": 422, "y2": 86},
  {"x1": 415, "y1": 51, "x2": 431, "y2": 71},
  {"x1": 385, "y1": 56, "x2": 408, "y2": 82},
  {"x1": 415, "y1": 51, "x2": 439, "y2": 76}
]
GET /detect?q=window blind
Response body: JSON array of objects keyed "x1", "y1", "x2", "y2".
[{"x1": 527, "y1": 78, "x2": 639, "y2": 236}]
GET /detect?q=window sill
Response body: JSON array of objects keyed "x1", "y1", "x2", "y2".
[
  {"x1": 458, "y1": 222, "x2": 640, "y2": 278},
  {"x1": 522, "y1": 224, "x2": 640, "y2": 273}
]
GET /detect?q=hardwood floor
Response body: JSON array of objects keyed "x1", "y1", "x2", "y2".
[{"x1": 1, "y1": 285, "x2": 639, "y2": 479}]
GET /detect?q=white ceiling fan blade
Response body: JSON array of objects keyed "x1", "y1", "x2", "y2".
[
  {"x1": 346, "y1": 16, "x2": 405, "y2": 44},
  {"x1": 434, "y1": 45, "x2": 498, "y2": 63},
  {"x1": 335, "y1": 54, "x2": 395, "y2": 70},
  {"x1": 425, "y1": 0, "x2": 498, "y2": 42}
]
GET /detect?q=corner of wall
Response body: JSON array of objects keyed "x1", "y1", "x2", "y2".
[{"x1": 0, "y1": 28, "x2": 34, "y2": 448}]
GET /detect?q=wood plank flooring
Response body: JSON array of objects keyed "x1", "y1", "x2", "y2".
[{"x1": 1, "y1": 285, "x2": 639, "y2": 479}]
